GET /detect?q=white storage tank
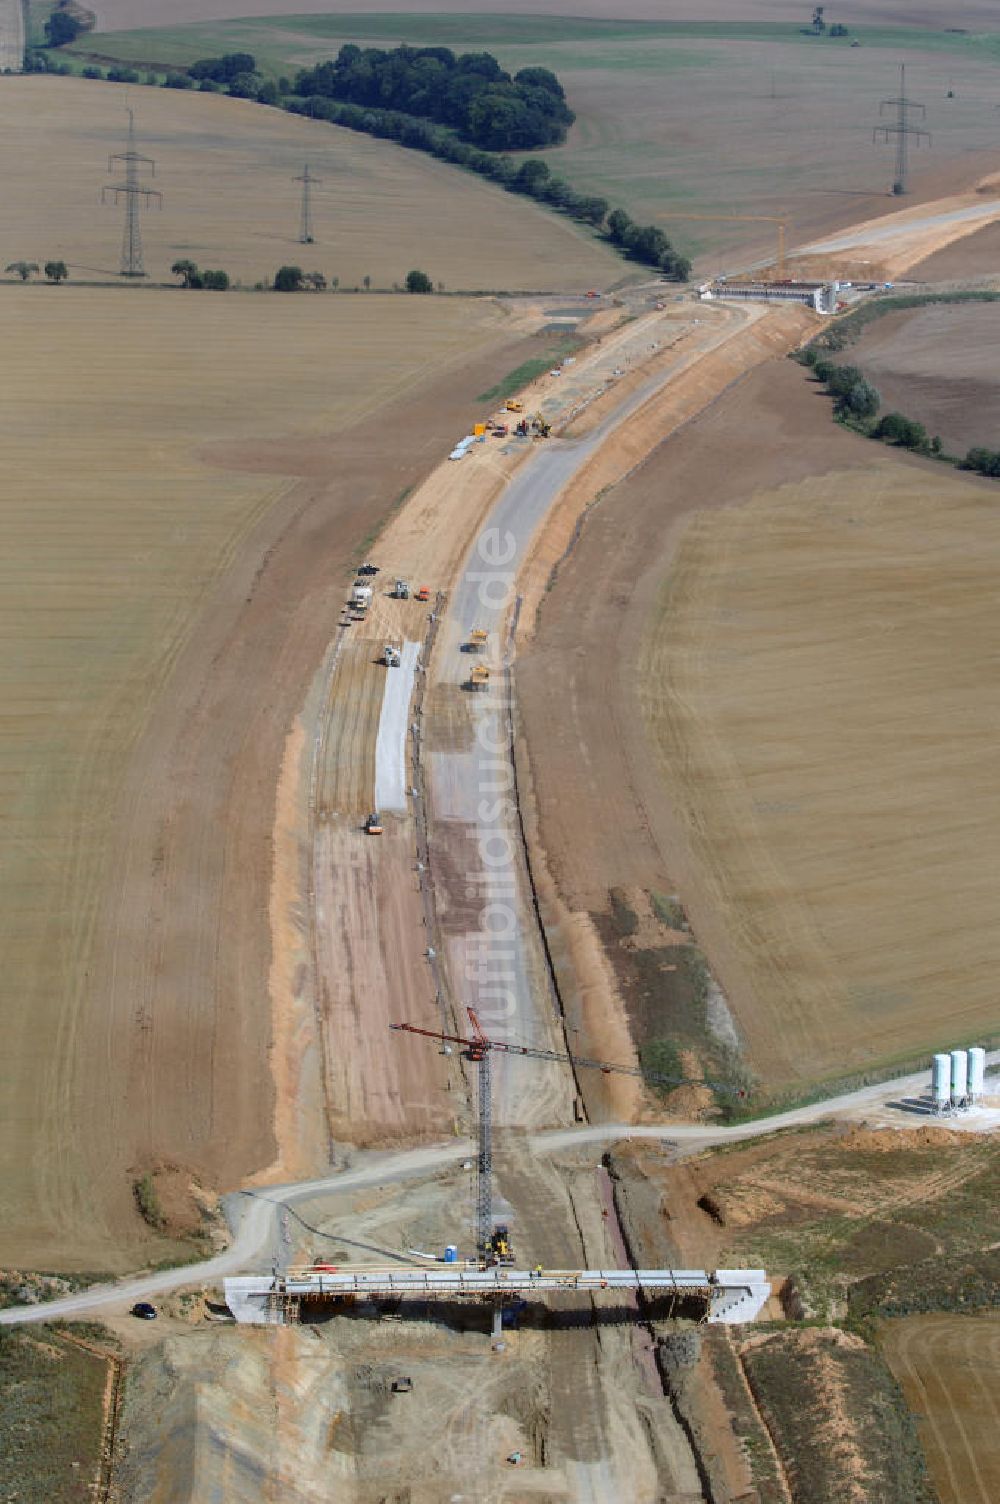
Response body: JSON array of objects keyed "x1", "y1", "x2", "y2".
[
  {"x1": 950, "y1": 1048, "x2": 969, "y2": 1107},
  {"x1": 968, "y1": 1046, "x2": 986, "y2": 1103},
  {"x1": 931, "y1": 1053, "x2": 951, "y2": 1110}
]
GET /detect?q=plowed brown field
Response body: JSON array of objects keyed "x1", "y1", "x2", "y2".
[{"x1": 834, "y1": 302, "x2": 1000, "y2": 455}]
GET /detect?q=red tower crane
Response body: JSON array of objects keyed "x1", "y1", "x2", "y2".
[{"x1": 391, "y1": 1008, "x2": 743, "y2": 1260}]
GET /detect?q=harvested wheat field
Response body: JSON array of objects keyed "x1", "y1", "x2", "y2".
[
  {"x1": 883, "y1": 1312, "x2": 1000, "y2": 1504},
  {"x1": 520, "y1": 353, "x2": 1000, "y2": 1100},
  {"x1": 0, "y1": 284, "x2": 539, "y2": 1271},
  {"x1": 644, "y1": 454, "x2": 1000, "y2": 1089},
  {"x1": 0, "y1": 76, "x2": 621, "y2": 290}
]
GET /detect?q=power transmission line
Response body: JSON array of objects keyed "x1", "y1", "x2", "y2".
[
  {"x1": 295, "y1": 164, "x2": 320, "y2": 244},
  {"x1": 874, "y1": 64, "x2": 929, "y2": 196},
  {"x1": 102, "y1": 107, "x2": 161, "y2": 277}
]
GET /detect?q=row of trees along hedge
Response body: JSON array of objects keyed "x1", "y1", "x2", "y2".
[
  {"x1": 294, "y1": 45, "x2": 574, "y2": 150},
  {"x1": 288, "y1": 95, "x2": 690, "y2": 277},
  {"x1": 34, "y1": 40, "x2": 690, "y2": 279}
]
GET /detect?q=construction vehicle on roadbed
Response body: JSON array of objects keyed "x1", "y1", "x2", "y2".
[
  {"x1": 384, "y1": 643, "x2": 401, "y2": 668},
  {"x1": 364, "y1": 812, "x2": 383, "y2": 835},
  {"x1": 467, "y1": 629, "x2": 489, "y2": 653}
]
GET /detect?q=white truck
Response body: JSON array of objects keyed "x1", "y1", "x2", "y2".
[{"x1": 351, "y1": 584, "x2": 373, "y2": 613}]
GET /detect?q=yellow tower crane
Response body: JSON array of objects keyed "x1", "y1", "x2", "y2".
[{"x1": 662, "y1": 213, "x2": 788, "y2": 280}]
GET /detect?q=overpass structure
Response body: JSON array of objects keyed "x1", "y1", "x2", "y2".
[{"x1": 225, "y1": 1266, "x2": 771, "y2": 1327}]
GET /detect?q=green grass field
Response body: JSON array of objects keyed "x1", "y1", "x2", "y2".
[
  {"x1": 64, "y1": 12, "x2": 1000, "y2": 267},
  {"x1": 0, "y1": 1325, "x2": 112, "y2": 1502}
]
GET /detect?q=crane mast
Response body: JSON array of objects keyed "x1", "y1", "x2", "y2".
[{"x1": 391, "y1": 1008, "x2": 743, "y2": 1261}]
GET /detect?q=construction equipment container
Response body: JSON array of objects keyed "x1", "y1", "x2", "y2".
[
  {"x1": 931, "y1": 1053, "x2": 951, "y2": 1110},
  {"x1": 950, "y1": 1048, "x2": 969, "y2": 1106},
  {"x1": 968, "y1": 1046, "x2": 986, "y2": 1102}
]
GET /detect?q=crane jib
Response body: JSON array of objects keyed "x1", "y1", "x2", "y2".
[{"x1": 389, "y1": 1022, "x2": 742, "y2": 1096}]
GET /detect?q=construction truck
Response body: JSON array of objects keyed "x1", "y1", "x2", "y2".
[
  {"x1": 364, "y1": 812, "x2": 383, "y2": 835},
  {"x1": 488, "y1": 1225, "x2": 514, "y2": 1266},
  {"x1": 384, "y1": 643, "x2": 402, "y2": 668},
  {"x1": 515, "y1": 418, "x2": 530, "y2": 437},
  {"x1": 467, "y1": 628, "x2": 489, "y2": 653},
  {"x1": 392, "y1": 579, "x2": 410, "y2": 600},
  {"x1": 469, "y1": 664, "x2": 490, "y2": 692},
  {"x1": 351, "y1": 583, "x2": 373, "y2": 613},
  {"x1": 415, "y1": 585, "x2": 431, "y2": 603}
]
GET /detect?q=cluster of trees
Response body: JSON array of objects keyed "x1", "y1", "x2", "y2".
[
  {"x1": 271, "y1": 266, "x2": 431, "y2": 292},
  {"x1": 961, "y1": 447, "x2": 1000, "y2": 477},
  {"x1": 810, "y1": 356, "x2": 881, "y2": 420},
  {"x1": 805, "y1": 8, "x2": 849, "y2": 35},
  {"x1": 607, "y1": 208, "x2": 691, "y2": 279},
  {"x1": 803, "y1": 348, "x2": 947, "y2": 454},
  {"x1": 5, "y1": 260, "x2": 68, "y2": 282},
  {"x1": 873, "y1": 411, "x2": 935, "y2": 451},
  {"x1": 294, "y1": 45, "x2": 574, "y2": 151},
  {"x1": 170, "y1": 259, "x2": 230, "y2": 290},
  {"x1": 180, "y1": 52, "x2": 281, "y2": 103},
  {"x1": 273, "y1": 266, "x2": 332, "y2": 291},
  {"x1": 44, "y1": 8, "x2": 85, "y2": 48}
]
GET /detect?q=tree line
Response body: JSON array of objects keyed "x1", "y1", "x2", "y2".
[
  {"x1": 31, "y1": 40, "x2": 691, "y2": 279},
  {"x1": 287, "y1": 94, "x2": 689, "y2": 277},
  {"x1": 798, "y1": 345, "x2": 1000, "y2": 475}
]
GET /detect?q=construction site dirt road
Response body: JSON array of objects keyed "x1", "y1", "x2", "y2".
[{"x1": 3, "y1": 1055, "x2": 995, "y2": 1329}]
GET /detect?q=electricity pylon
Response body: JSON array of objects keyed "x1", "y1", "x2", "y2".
[
  {"x1": 103, "y1": 108, "x2": 161, "y2": 277},
  {"x1": 874, "y1": 64, "x2": 929, "y2": 196},
  {"x1": 296, "y1": 164, "x2": 320, "y2": 244}
]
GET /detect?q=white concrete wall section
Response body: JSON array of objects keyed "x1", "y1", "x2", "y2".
[{"x1": 374, "y1": 639, "x2": 419, "y2": 813}]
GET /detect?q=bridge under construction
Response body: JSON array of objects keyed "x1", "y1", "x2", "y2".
[{"x1": 225, "y1": 1265, "x2": 771, "y2": 1328}]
